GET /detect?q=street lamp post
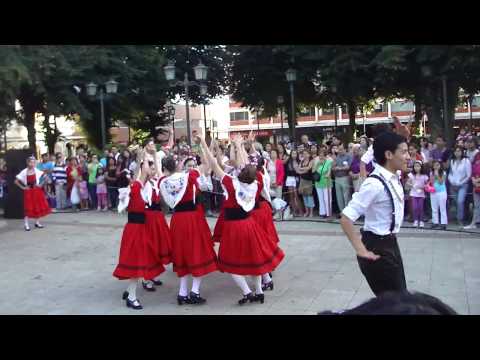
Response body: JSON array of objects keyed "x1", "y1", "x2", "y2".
[
  {"x1": 277, "y1": 96, "x2": 284, "y2": 142},
  {"x1": 86, "y1": 79, "x2": 118, "y2": 149},
  {"x1": 164, "y1": 99, "x2": 176, "y2": 142},
  {"x1": 285, "y1": 68, "x2": 297, "y2": 144},
  {"x1": 163, "y1": 60, "x2": 208, "y2": 147}
]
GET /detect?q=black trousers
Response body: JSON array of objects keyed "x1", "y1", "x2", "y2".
[{"x1": 357, "y1": 230, "x2": 407, "y2": 296}]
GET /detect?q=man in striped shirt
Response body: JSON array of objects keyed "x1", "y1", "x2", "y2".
[{"x1": 52, "y1": 153, "x2": 68, "y2": 210}]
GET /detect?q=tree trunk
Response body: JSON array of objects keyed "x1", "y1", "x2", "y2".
[
  {"x1": 446, "y1": 82, "x2": 460, "y2": 146},
  {"x1": 23, "y1": 105, "x2": 37, "y2": 156},
  {"x1": 346, "y1": 100, "x2": 357, "y2": 143},
  {"x1": 414, "y1": 91, "x2": 423, "y2": 129},
  {"x1": 425, "y1": 84, "x2": 443, "y2": 140}
]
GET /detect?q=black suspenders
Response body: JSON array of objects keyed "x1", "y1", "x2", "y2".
[{"x1": 369, "y1": 174, "x2": 395, "y2": 233}]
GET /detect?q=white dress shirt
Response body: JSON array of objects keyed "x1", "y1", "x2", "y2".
[
  {"x1": 448, "y1": 158, "x2": 472, "y2": 186},
  {"x1": 342, "y1": 164, "x2": 405, "y2": 235}
]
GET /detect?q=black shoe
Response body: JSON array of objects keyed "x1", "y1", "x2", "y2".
[
  {"x1": 253, "y1": 293, "x2": 265, "y2": 304},
  {"x1": 152, "y1": 279, "x2": 163, "y2": 286},
  {"x1": 440, "y1": 225, "x2": 447, "y2": 231},
  {"x1": 142, "y1": 281, "x2": 156, "y2": 292},
  {"x1": 122, "y1": 291, "x2": 129, "y2": 300},
  {"x1": 189, "y1": 292, "x2": 206, "y2": 305},
  {"x1": 34, "y1": 223, "x2": 44, "y2": 229},
  {"x1": 24, "y1": 225, "x2": 31, "y2": 231},
  {"x1": 177, "y1": 295, "x2": 191, "y2": 305},
  {"x1": 238, "y1": 292, "x2": 255, "y2": 305},
  {"x1": 431, "y1": 224, "x2": 439, "y2": 229},
  {"x1": 126, "y1": 298, "x2": 143, "y2": 310},
  {"x1": 262, "y1": 281, "x2": 274, "y2": 291}
]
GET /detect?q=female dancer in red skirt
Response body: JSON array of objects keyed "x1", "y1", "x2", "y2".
[
  {"x1": 15, "y1": 156, "x2": 51, "y2": 231},
  {"x1": 198, "y1": 135, "x2": 284, "y2": 305},
  {"x1": 113, "y1": 153, "x2": 166, "y2": 310},
  {"x1": 140, "y1": 140, "x2": 172, "y2": 292},
  {"x1": 159, "y1": 155, "x2": 218, "y2": 305},
  {"x1": 251, "y1": 157, "x2": 279, "y2": 291}
]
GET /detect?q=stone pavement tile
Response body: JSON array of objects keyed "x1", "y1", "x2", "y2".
[
  {"x1": 467, "y1": 302, "x2": 480, "y2": 315},
  {"x1": 322, "y1": 274, "x2": 363, "y2": 292},
  {"x1": 268, "y1": 289, "x2": 317, "y2": 311},
  {"x1": 307, "y1": 289, "x2": 356, "y2": 314}
]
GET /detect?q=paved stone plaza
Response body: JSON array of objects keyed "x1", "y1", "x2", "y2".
[{"x1": 0, "y1": 211, "x2": 479, "y2": 315}]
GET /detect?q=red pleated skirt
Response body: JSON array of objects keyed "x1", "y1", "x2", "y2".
[
  {"x1": 251, "y1": 200, "x2": 279, "y2": 243},
  {"x1": 145, "y1": 209, "x2": 172, "y2": 265},
  {"x1": 24, "y1": 188, "x2": 51, "y2": 218},
  {"x1": 170, "y1": 209, "x2": 218, "y2": 277},
  {"x1": 113, "y1": 223, "x2": 166, "y2": 280},
  {"x1": 218, "y1": 215, "x2": 284, "y2": 276},
  {"x1": 212, "y1": 206, "x2": 225, "y2": 243}
]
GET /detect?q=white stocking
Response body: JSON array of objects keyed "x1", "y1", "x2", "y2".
[
  {"x1": 262, "y1": 273, "x2": 272, "y2": 284},
  {"x1": 253, "y1": 275, "x2": 263, "y2": 295},
  {"x1": 127, "y1": 279, "x2": 138, "y2": 301},
  {"x1": 191, "y1": 277, "x2": 202, "y2": 295},
  {"x1": 231, "y1": 274, "x2": 251, "y2": 295},
  {"x1": 179, "y1": 276, "x2": 189, "y2": 297},
  {"x1": 24, "y1": 217, "x2": 29, "y2": 227}
]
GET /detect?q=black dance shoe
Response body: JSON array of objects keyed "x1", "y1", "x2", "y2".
[
  {"x1": 126, "y1": 298, "x2": 143, "y2": 310},
  {"x1": 253, "y1": 293, "x2": 265, "y2": 304},
  {"x1": 142, "y1": 281, "x2": 156, "y2": 292},
  {"x1": 189, "y1": 292, "x2": 206, "y2": 305},
  {"x1": 122, "y1": 291, "x2": 129, "y2": 300},
  {"x1": 35, "y1": 223, "x2": 44, "y2": 229},
  {"x1": 152, "y1": 279, "x2": 163, "y2": 286},
  {"x1": 262, "y1": 281, "x2": 274, "y2": 291},
  {"x1": 238, "y1": 292, "x2": 255, "y2": 305},
  {"x1": 177, "y1": 295, "x2": 191, "y2": 305}
]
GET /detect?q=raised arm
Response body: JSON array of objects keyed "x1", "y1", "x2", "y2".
[{"x1": 197, "y1": 135, "x2": 225, "y2": 179}]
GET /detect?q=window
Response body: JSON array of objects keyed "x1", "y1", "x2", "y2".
[
  {"x1": 391, "y1": 100, "x2": 414, "y2": 112},
  {"x1": 230, "y1": 111, "x2": 249, "y2": 121},
  {"x1": 472, "y1": 96, "x2": 480, "y2": 108},
  {"x1": 321, "y1": 107, "x2": 334, "y2": 115},
  {"x1": 299, "y1": 106, "x2": 315, "y2": 117},
  {"x1": 374, "y1": 102, "x2": 385, "y2": 113}
]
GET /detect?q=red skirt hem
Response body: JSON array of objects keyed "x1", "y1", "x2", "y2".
[
  {"x1": 251, "y1": 201, "x2": 279, "y2": 243},
  {"x1": 145, "y1": 209, "x2": 172, "y2": 265},
  {"x1": 218, "y1": 217, "x2": 285, "y2": 276},
  {"x1": 170, "y1": 210, "x2": 218, "y2": 278},
  {"x1": 24, "y1": 188, "x2": 51, "y2": 218}
]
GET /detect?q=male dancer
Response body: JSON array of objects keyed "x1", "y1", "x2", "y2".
[{"x1": 340, "y1": 131, "x2": 410, "y2": 296}]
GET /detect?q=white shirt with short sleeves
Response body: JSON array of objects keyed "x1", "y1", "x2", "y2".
[{"x1": 342, "y1": 164, "x2": 405, "y2": 235}]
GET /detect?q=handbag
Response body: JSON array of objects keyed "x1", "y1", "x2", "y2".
[
  {"x1": 313, "y1": 161, "x2": 327, "y2": 183},
  {"x1": 424, "y1": 182, "x2": 435, "y2": 194}
]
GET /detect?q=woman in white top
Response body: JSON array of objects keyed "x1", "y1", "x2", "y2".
[{"x1": 448, "y1": 146, "x2": 472, "y2": 226}]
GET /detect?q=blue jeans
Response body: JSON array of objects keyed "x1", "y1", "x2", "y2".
[
  {"x1": 303, "y1": 195, "x2": 314, "y2": 208},
  {"x1": 450, "y1": 183, "x2": 468, "y2": 223}
]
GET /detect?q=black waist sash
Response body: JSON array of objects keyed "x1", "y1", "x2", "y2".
[
  {"x1": 224, "y1": 207, "x2": 249, "y2": 220},
  {"x1": 174, "y1": 201, "x2": 197, "y2": 213},
  {"x1": 128, "y1": 212, "x2": 146, "y2": 224},
  {"x1": 147, "y1": 202, "x2": 163, "y2": 211}
]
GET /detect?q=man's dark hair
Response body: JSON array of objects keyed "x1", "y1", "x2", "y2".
[
  {"x1": 373, "y1": 131, "x2": 407, "y2": 166},
  {"x1": 163, "y1": 156, "x2": 177, "y2": 173},
  {"x1": 318, "y1": 291, "x2": 457, "y2": 315}
]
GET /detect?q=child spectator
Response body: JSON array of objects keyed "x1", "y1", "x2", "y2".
[
  {"x1": 96, "y1": 167, "x2": 108, "y2": 211},
  {"x1": 78, "y1": 175, "x2": 89, "y2": 210},
  {"x1": 407, "y1": 160, "x2": 429, "y2": 228},
  {"x1": 430, "y1": 160, "x2": 448, "y2": 230}
]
